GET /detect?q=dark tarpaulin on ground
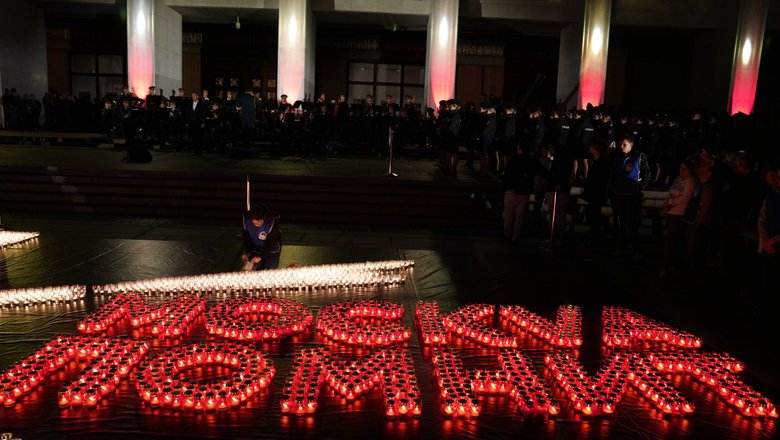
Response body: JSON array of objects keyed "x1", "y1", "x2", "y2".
[{"x1": 0, "y1": 219, "x2": 777, "y2": 440}]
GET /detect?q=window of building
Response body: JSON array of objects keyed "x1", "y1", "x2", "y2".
[
  {"x1": 71, "y1": 54, "x2": 125, "y2": 101},
  {"x1": 347, "y1": 62, "x2": 425, "y2": 105}
]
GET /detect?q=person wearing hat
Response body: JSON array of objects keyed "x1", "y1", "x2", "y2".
[
  {"x1": 443, "y1": 100, "x2": 462, "y2": 176},
  {"x1": 497, "y1": 106, "x2": 517, "y2": 175},
  {"x1": 477, "y1": 103, "x2": 497, "y2": 176}
]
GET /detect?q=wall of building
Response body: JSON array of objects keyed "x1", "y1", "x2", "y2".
[
  {"x1": 755, "y1": 30, "x2": 780, "y2": 114},
  {"x1": 314, "y1": 28, "x2": 427, "y2": 102},
  {"x1": 153, "y1": 2, "x2": 183, "y2": 94},
  {"x1": 186, "y1": 23, "x2": 277, "y2": 100},
  {"x1": 44, "y1": 16, "x2": 127, "y2": 100},
  {"x1": 0, "y1": 0, "x2": 49, "y2": 96}
]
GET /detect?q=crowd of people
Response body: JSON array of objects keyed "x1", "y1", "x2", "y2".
[
  {"x1": 2, "y1": 85, "x2": 779, "y2": 312},
  {"x1": 494, "y1": 110, "x2": 779, "y2": 315}
]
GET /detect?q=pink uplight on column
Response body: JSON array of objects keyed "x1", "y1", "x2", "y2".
[
  {"x1": 424, "y1": 0, "x2": 459, "y2": 111},
  {"x1": 729, "y1": 0, "x2": 768, "y2": 115},
  {"x1": 278, "y1": 0, "x2": 314, "y2": 103},
  {"x1": 127, "y1": 0, "x2": 155, "y2": 98},
  {"x1": 578, "y1": 0, "x2": 611, "y2": 109}
]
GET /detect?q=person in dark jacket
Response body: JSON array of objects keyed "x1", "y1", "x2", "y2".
[
  {"x1": 477, "y1": 103, "x2": 497, "y2": 176},
  {"x1": 242, "y1": 206, "x2": 282, "y2": 270},
  {"x1": 582, "y1": 141, "x2": 610, "y2": 247},
  {"x1": 237, "y1": 88, "x2": 257, "y2": 148},
  {"x1": 497, "y1": 106, "x2": 517, "y2": 175},
  {"x1": 503, "y1": 144, "x2": 552, "y2": 243},
  {"x1": 187, "y1": 91, "x2": 209, "y2": 155},
  {"x1": 444, "y1": 100, "x2": 462, "y2": 176}
]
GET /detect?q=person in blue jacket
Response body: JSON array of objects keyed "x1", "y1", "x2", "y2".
[
  {"x1": 610, "y1": 136, "x2": 650, "y2": 261},
  {"x1": 242, "y1": 206, "x2": 282, "y2": 270}
]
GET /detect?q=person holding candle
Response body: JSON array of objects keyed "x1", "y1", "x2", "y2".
[{"x1": 241, "y1": 206, "x2": 282, "y2": 271}]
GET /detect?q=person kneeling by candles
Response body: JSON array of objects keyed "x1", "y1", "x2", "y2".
[{"x1": 241, "y1": 206, "x2": 282, "y2": 271}]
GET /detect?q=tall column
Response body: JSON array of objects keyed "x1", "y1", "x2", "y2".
[
  {"x1": 578, "y1": 0, "x2": 611, "y2": 109},
  {"x1": 424, "y1": 0, "x2": 459, "y2": 111},
  {"x1": 278, "y1": 0, "x2": 316, "y2": 103},
  {"x1": 728, "y1": 0, "x2": 768, "y2": 115},
  {"x1": 556, "y1": 18, "x2": 584, "y2": 108},
  {"x1": 127, "y1": 0, "x2": 182, "y2": 97}
]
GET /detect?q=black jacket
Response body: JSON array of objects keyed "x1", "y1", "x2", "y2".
[
  {"x1": 187, "y1": 100, "x2": 208, "y2": 125},
  {"x1": 503, "y1": 154, "x2": 552, "y2": 195}
]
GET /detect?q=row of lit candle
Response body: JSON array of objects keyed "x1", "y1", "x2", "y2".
[
  {"x1": 280, "y1": 348, "x2": 325, "y2": 415},
  {"x1": 414, "y1": 301, "x2": 448, "y2": 345},
  {"x1": 204, "y1": 296, "x2": 313, "y2": 341},
  {"x1": 500, "y1": 305, "x2": 583, "y2": 348},
  {"x1": 77, "y1": 293, "x2": 206, "y2": 338},
  {"x1": 134, "y1": 342, "x2": 275, "y2": 412},
  {"x1": 545, "y1": 352, "x2": 630, "y2": 416},
  {"x1": 602, "y1": 307, "x2": 703, "y2": 349},
  {"x1": 441, "y1": 304, "x2": 517, "y2": 348},
  {"x1": 2, "y1": 335, "x2": 147, "y2": 408},
  {"x1": 544, "y1": 352, "x2": 695, "y2": 416},
  {"x1": 431, "y1": 350, "x2": 482, "y2": 418},
  {"x1": 93, "y1": 260, "x2": 414, "y2": 296},
  {"x1": 477, "y1": 350, "x2": 559, "y2": 415},
  {"x1": 315, "y1": 300, "x2": 411, "y2": 346},
  {"x1": 58, "y1": 339, "x2": 149, "y2": 408},
  {"x1": 0, "y1": 285, "x2": 85, "y2": 307},
  {"x1": 649, "y1": 352, "x2": 778, "y2": 418},
  {"x1": 628, "y1": 356, "x2": 698, "y2": 416},
  {"x1": 280, "y1": 347, "x2": 421, "y2": 418},
  {"x1": 0, "y1": 231, "x2": 39, "y2": 248},
  {"x1": 432, "y1": 349, "x2": 559, "y2": 418}
]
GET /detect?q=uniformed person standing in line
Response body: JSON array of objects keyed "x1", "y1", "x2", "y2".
[{"x1": 443, "y1": 100, "x2": 462, "y2": 176}]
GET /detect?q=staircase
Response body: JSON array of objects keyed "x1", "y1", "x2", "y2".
[{"x1": 0, "y1": 166, "x2": 502, "y2": 231}]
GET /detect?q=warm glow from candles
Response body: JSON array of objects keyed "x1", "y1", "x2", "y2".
[
  {"x1": 93, "y1": 260, "x2": 414, "y2": 296},
  {"x1": 280, "y1": 347, "x2": 420, "y2": 418},
  {"x1": 0, "y1": 231, "x2": 39, "y2": 248},
  {"x1": 0, "y1": 285, "x2": 85, "y2": 307}
]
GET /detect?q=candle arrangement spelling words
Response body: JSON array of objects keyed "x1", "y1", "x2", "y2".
[
  {"x1": 134, "y1": 342, "x2": 275, "y2": 412},
  {"x1": 204, "y1": 296, "x2": 313, "y2": 342},
  {"x1": 0, "y1": 335, "x2": 148, "y2": 408},
  {"x1": 416, "y1": 302, "x2": 583, "y2": 349},
  {"x1": 602, "y1": 306, "x2": 703, "y2": 349},
  {"x1": 0, "y1": 293, "x2": 777, "y2": 422},
  {"x1": 315, "y1": 300, "x2": 411, "y2": 346},
  {"x1": 280, "y1": 347, "x2": 419, "y2": 418},
  {"x1": 77, "y1": 293, "x2": 206, "y2": 337}
]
